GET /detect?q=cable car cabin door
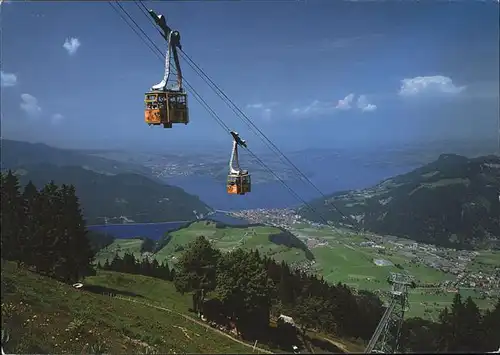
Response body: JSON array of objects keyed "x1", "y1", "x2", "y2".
[
  {"x1": 166, "y1": 91, "x2": 189, "y2": 125},
  {"x1": 227, "y1": 174, "x2": 251, "y2": 195},
  {"x1": 144, "y1": 92, "x2": 164, "y2": 125}
]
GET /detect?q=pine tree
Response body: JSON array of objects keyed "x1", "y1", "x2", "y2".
[
  {"x1": 62, "y1": 184, "x2": 94, "y2": 282},
  {"x1": 22, "y1": 181, "x2": 41, "y2": 267},
  {"x1": 0, "y1": 171, "x2": 25, "y2": 262},
  {"x1": 34, "y1": 181, "x2": 62, "y2": 276},
  {"x1": 481, "y1": 298, "x2": 500, "y2": 352},
  {"x1": 151, "y1": 259, "x2": 160, "y2": 278},
  {"x1": 122, "y1": 252, "x2": 136, "y2": 274},
  {"x1": 436, "y1": 306, "x2": 452, "y2": 351},
  {"x1": 160, "y1": 261, "x2": 171, "y2": 281},
  {"x1": 110, "y1": 253, "x2": 123, "y2": 271}
]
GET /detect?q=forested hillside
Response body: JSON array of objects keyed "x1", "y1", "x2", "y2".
[
  {"x1": 11, "y1": 165, "x2": 212, "y2": 224},
  {"x1": 300, "y1": 154, "x2": 500, "y2": 249}
]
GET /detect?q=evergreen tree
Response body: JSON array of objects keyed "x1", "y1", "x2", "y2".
[
  {"x1": 160, "y1": 261, "x2": 171, "y2": 281},
  {"x1": 460, "y1": 296, "x2": 482, "y2": 351},
  {"x1": 151, "y1": 259, "x2": 160, "y2": 278},
  {"x1": 61, "y1": 184, "x2": 94, "y2": 282},
  {"x1": 122, "y1": 252, "x2": 137, "y2": 274},
  {"x1": 400, "y1": 317, "x2": 439, "y2": 353},
  {"x1": 34, "y1": 181, "x2": 62, "y2": 275},
  {"x1": 215, "y1": 248, "x2": 273, "y2": 338},
  {"x1": 110, "y1": 253, "x2": 123, "y2": 271},
  {"x1": 22, "y1": 181, "x2": 41, "y2": 267},
  {"x1": 481, "y1": 298, "x2": 500, "y2": 352},
  {"x1": 174, "y1": 236, "x2": 221, "y2": 314},
  {"x1": 0, "y1": 171, "x2": 25, "y2": 262},
  {"x1": 436, "y1": 306, "x2": 452, "y2": 351}
]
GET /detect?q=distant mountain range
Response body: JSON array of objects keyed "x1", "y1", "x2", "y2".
[
  {"x1": 1, "y1": 139, "x2": 154, "y2": 178},
  {"x1": 299, "y1": 154, "x2": 500, "y2": 249},
  {"x1": 1, "y1": 139, "x2": 212, "y2": 224}
]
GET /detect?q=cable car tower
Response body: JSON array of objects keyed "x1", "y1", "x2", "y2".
[
  {"x1": 144, "y1": 9, "x2": 189, "y2": 128},
  {"x1": 364, "y1": 272, "x2": 416, "y2": 354}
]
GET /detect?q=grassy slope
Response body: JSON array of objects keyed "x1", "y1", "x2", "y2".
[
  {"x1": 1, "y1": 261, "x2": 254, "y2": 354},
  {"x1": 1, "y1": 261, "x2": 366, "y2": 354},
  {"x1": 94, "y1": 239, "x2": 145, "y2": 265},
  {"x1": 95, "y1": 221, "x2": 311, "y2": 266}
]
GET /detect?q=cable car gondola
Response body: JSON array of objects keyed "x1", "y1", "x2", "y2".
[
  {"x1": 144, "y1": 10, "x2": 189, "y2": 128},
  {"x1": 227, "y1": 131, "x2": 251, "y2": 195}
]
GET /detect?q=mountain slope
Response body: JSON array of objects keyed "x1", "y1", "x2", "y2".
[
  {"x1": 299, "y1": 154, "x2": 500, "y2": 249},
  {"x1": 0, "y1": 139, "x2": 153, "y2": 178},
  {"x1": 13, "y1": 164, "x2": 212, "y2": 224},
  {"x1": 1, "y1": 261, "x2": 253, "y2": 354}
]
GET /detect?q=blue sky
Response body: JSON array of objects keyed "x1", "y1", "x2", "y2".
[{"x1": 1, "y1": 0, "x2": 499, "y2": 153}]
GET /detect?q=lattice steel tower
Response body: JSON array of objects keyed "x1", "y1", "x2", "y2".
[{"x1": 364, "y1": 272, "x2": 416, "y2": 354}]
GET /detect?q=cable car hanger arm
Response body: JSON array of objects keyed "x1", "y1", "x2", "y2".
[
  {"x1": 229, "y1": 131, "x2": 247, "y2": 175},
  {"x1": 148, "y1": 9, "x2": 183, "y2": 91}
]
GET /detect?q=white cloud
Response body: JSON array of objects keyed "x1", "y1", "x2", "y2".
[
  {"x1": 292, "y1": 93, "x2": 378, "y2": 117},
  {"x1": 63, "y1": 37, "x2": 81, "y2": 55},
  {"x1": 292, "y1": 100, "x2": 333, "y2": 116},
  {"x1": 246, "y1": 103, "x2": 264, "y2": 109},
  {"x1": 247, "y1": 102, "x2": 278, "y2": 120},
  {"x1": 1, "y1": 71, "x2": 17, "y2": 87},
  {"x1": 20, "y1": 93, "x2": 42, "y2": 117},
  {"x1": 399, "y1": 75, "x2": 466, "y2": 96},
  {"x1": 335, "y1": 93, "x2": 355, "y2": 110},
  {"x1": 51, "y1": 113, "x2": 64, "y2": 124},
  {"x1": 357, "y1": 95, "x2": 377, "y2": 112}
]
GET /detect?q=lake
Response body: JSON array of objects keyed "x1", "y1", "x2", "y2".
[
  {"x1": 87, "y1": 211, "x2": 249, "y2": 241},
  {"x1": 166, "y1": 160, "x2": 418, "y2": 210}
]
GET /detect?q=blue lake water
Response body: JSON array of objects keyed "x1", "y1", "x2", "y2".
[
  {"x1": 165, "y1": 163, "x2": 417, "y2": 211},
  {"x1": 87, "y1": 212, "x2": 249, "y2": 241}
]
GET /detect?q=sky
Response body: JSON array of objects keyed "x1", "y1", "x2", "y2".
[{"x1": 1, "y1": 0, "x2": 499, "y2": 154}]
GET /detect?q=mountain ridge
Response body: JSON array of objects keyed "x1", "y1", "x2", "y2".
[
  {"x1": 11, "y1": 163, "x2": 213, "y2": 225},
  {"x1": 298, "y1": 153, "x2": 500, "y2": 249},
  {"x1": 1, "y1": 139, "x2": 154, "y2": 179}
]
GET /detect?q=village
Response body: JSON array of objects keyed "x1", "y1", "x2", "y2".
[{"x1": 229, "y1": 208, "x2": 500, "y2": 297}]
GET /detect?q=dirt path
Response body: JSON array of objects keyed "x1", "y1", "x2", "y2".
[{"x1": 115, "y1": 296, "x2": 273, "y2": 354}]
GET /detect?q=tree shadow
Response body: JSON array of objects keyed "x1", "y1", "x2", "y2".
[{"x1": 81, "y1": 284, "x2": 144, "y2": 298}]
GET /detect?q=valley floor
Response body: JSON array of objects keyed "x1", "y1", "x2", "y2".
[{"x1": 94, "y1": 219, "x2": 500, "y2": 321}]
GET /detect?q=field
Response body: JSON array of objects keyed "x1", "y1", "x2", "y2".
[
  {"x1": 92, "y1": 222, "x2": 499, "y2": 321},
  {"x1": 1, "y1": 261, "x2": 362, "y2": 354},
  {"x1": 293, "y1": 225, "x2": 499, "y2": 319},
  {"x1": 95, "y1": 221, "x2": 311, "y2": 266},
  {"x1": 406, "y1": 288, "x2": 496, "y2": 320},
  {"x1": 468, "y1": 251, "x2": 500, "y2": 274},
  {"x1": 94, "y1": 238, "x2": 144, "y2": 264}
]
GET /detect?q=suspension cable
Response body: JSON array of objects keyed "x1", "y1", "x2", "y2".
[
  {"x1": 108, "y1": 1, "x2": 330, "y2": 225},
  {"x1": 133, "y1": 0, "x2": 362, "y2": 231}
]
